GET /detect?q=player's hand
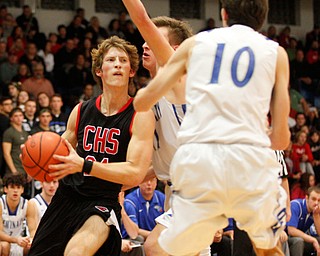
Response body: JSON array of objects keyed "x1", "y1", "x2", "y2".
[
  {"x1": 48, "y1": 139, "x2": 84, "y2": 180},
  {"x1": 279, "y1": 230, "x2": 288, "y2": 243},
  {"x1": 213, "y1": 229, "x2": 223, "y2": 243},
  {"x1": 121, "y1": 239, "x2": 133, "y2": 252},
  {"x1": 16, "y1": 236, "x2": 30, "y2": 248}
]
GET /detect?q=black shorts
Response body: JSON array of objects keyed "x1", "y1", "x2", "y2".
[{"x1": 29, "y1": 187, "x2": 122, "y2": 256}]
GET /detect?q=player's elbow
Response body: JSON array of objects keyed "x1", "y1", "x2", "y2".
[{"x1": 270, "y1": 130, "x2": 291, "y2": 150}]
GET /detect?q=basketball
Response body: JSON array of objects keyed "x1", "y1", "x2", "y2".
[{"x1": 21, "y1": 131, "x2": 69, "y2": 182}]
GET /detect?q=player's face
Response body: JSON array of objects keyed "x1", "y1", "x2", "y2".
[
  {"x1": 4, "y1": 184, "x2": 24, "y2": 201},
  {"x1": 96, "y1": 47, "x2": 134, "y2": 88},
  {"x1": 139, "y1": 178, "x2": 157, "y2": 198},
  {"x1": 42, "y1": 180, "x2": 59, "y2": 197},
  {"x1": 307, "y1": 191, "x2": 320, "y2": 212},
  {"x1": 142, "y1": 26, "x2": 170, "y2": 76}
]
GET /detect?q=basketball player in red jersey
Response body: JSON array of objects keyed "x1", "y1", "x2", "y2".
[{"x1": 28, "y1": 36, "x2": 155, "y2": 255}]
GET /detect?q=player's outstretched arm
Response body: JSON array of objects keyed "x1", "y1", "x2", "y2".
[
  {"x1": 134, "y1": 37, "x2": 194, "y2": 112},
  {"x1": 49, "y1": 109, "x2": 155, "y2": 187},
  {"x1": 269, "y1": 46, "x2": 290, "y2": 150},
  {"x1": 122, "y1": 0, "x2": 173, "y2": 66}
]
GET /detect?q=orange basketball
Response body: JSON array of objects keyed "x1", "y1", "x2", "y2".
[{"x1": 21, "y1": 131, "x2": 69, "y2": 182}]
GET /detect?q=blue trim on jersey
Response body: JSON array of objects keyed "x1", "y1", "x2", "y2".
[
  {"x1": 181, "y1": 104, "x2": 187, "y2": 115},
  {"x1": 172, "y1": 104, "x2": 183, "y2": 126}
]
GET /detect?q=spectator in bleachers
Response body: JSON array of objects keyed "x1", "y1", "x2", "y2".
[
  {"x1": 108, "y1": 19, "x2": 125, "y2": 39},
  {"x1": 8, "y1": 37, "x2": 25, "y2": 61},
  {"x1": 37, "y1": 40, "x2": 54, "y2": 80},
  {"x1": 291, "y1": 130, "x2": 315, "y2": 176},
  {"x1": 266, "y1": 25, "x2": 278, "y2": 41},
  {"x1": 56, "y1": 24, "x2": 67, "y2": 45},
  {"x1": 48, "y1": 32, "x2": 61, "y2": 54},
  {"x1": 16, "y1": 5, "x2": 39, "y2": 35},
  {"x1": 0, "y1": 5, "x2": 7, "y2": 26},
  {"x1": 17, "y1": 90, "x2": 29, "y2": 112},
  {"x1": 36, "y1": 92, "x2": 50, "y2": 113},
  {"x1": 124, "y1": 20, "x2": 144, "y2": 56},
  {"x1": 286, "y1": 37, "x2": 298, "y2": 61},
  {"x1": 2, "y1": 107, "x2": 28, "y2": 177},
  {"x1": 25, "y1": 26, "x2": 46, "y2": 51},
  {"x1": 2, "y1": 13, "x2": 16, "y2": 39},
  {"x1": 306, "y1": 40, "x2": 319, "y2": 65},
  {"x1": 78, "y1": 37, "x2": 92, "y2": 69},
  {"x1": 11, "y1": 63, "x2": 31, "y2": 83},
  {"x1": 49, "y1": 94, "x2": 67, "y2": 135},
  {"x1": 305, "y1": 24, "x2": 320, "y2": 51},
  {"x1": 79, "y1": 83, "x2": 94, "y2": 102},
  {"x1": 310, "y1": 130, "x2": 320, "y2": 183},
  {"x1": 118, "y1": 10, "x2": 128, "y2": 33},
  {"x1": 6, "y1": 26, "x2": 26, "y2": 51},
  {"x1": 0, "y1": 40, "x2": 8, "y2": 64},
  {"x1": 22, "y1": 99, "x2": 37, "y2": 134},
  {"x1": 0, "y1": 97, "x2": 13, "y2": 177},
  {"x1": 85, "y1": 16, "x2": 108, "y2": 46},
  {"x1": 75, "y1": 8, "x2": 89, "y2": 29},
  {"x1": 279, "y1": 26, "x2": 291, "y2": 49},
  {"x1": 291, "y1": 173, "x2": 316, "y2": 200},
  {"x1": 21, "y1": 62, "x2": 54, "y2": 99},
  {"x1": 0, "y1": 52, "x2": 18, "y2": 87},
  {"x1": 7, "y1": 82, "x2": 20, "y2": 107},
  {"x1": 67, "y1": 15, "x2": 85, "y2": 42},
  {"x1": 19, "y1": 42, "x2": 45, "y2": 74},
  {"x1": 30, "y1": 107, "x2": 52, "y2": 134}
]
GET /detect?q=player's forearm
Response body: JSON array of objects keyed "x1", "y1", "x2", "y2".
[{"x1": 0, "y1": 231, "x2": 19, "y2": 243}]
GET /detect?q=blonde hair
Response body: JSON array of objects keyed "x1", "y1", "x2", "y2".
[{"x1": 91, "y1": 36, "x2": 139, "y2": 89}]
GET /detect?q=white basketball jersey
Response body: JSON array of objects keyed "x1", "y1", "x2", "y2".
[
  {"x1": 29, "y1": 194, "x2": 48, "y2": 220},
  {"x1": 178, "y1": 25, "x2": 278, "y2": 147},
  {"x1": 0, "y1": 195, "x2": 27, "y2": 237},
  {"x1": 152, "y1": 97, "x2": 186, "y2": 180}
]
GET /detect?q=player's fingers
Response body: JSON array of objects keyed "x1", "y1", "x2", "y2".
[
  {"x1": 52, "y1": 154, "x2": 68, "y2": 161},
  {"x1": 63, "y1": 138, "x2": 74, "y2": 152}
]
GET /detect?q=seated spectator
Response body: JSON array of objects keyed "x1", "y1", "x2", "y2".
[
  {"x1": 21, "y1": 62, "x2": 55, "y2": 99},
  {"x1": 85, "y1": 16, "x2": 108, "y2": 46},
  {"x1": 11, "y1": 63, "x2": 31, "y2": 84},
  {"x1": 49, "y1": 94, "x2": 67, "y2": 135},
  {"x1": 121, "y1": 177, "x2": 165, "y2": 241},
  {"x1": 289, "y1": 87, "x2": 310, "y2": 119},
  {"x1": 287, "y1": 185, "x2": 320, "y2": 256},
  {"x1": 48, "y1": 33, "x2": 61, "y2": 55},
  {"x1": 0, "y1": 53, "x2": 18, "y2": 87},
  {"x1": 6, "y1": 26, "x2": 26, "y2": 51},
  {"x1": 108, "y1": 19, "x2": 125, "y2": 39},
  {"x1": 306, "y1": 40, "x2": 319, "y2": 65},
  {"x1": 67, "y1": 15, "x2": 85, "y2": 42},
  {"x1": 37, "y1": 40, "x2": 54, "y2": 79},
  {"x1": 291, "y1": 130, "x2": 315, "y2": 176},
  {"x1": 266, "y1": 25, "x2": 278, "y2": 41},
  {"x1": 0, "y1": 40, "x2": 8, "y2": 64},
  {"x1": 2, "y1": 108, "x2": 28, "y2": 177},
  {"x1": 30, "y1": 108, "x2": 52, "y2": 134},
  {"x1": 286, "y1": 37, "x2": 298, "y2": 61},
  {"x1": 79, "y1": 83, "x2": 94, "y2": 102},
  {"x1": 2, "y1": 13, "x2": 16, "y2": 39},
  {"x1": 22, "y1": 99, "x2": 37, "y2": 134},
  {"x1": 310, "y1": 130, "x2": 320, "y2": 183},
  {"x1": 19, "y1": 42, "x2": 45, "y2": 75},
  {"x1": 16, "y1": 5, "x2": 39, "y2": 35},
  {"x1": 7, "y1": 82, "x2": 21, "y2": 108},
  {"x1": 36, "y1": 92, "x2": 50, "y2": 113},
  {"x1": 290, "y1": 112, "x2": 308, "y2": 140},
  {"x1": 279, "y1": 26, "x2": 291, "y2": 49},
  {"x1": 198, "y1": 18, "x2": 216, "y2": 32},
  {"x1": 17, "y1": 90, "x2": 29, "y2": 112},
  {"x1": 306, "y1": 24, "x2": 320, "y2": 51},
  {"x1": 56, "y1": 24, "x2": 67, "y2": 45},
  {"x1": 291, "y1": 173, "x2": 316, "y2": 200},
  {"x1": 0, "y1": 174, "x2": 37, "y2": 256},
  {"x1": 8, "y1": 37, "x2": 25, "y2": 61},
  {"x1": 307, "y1": 107, "x2": 320, "y2": 132}
]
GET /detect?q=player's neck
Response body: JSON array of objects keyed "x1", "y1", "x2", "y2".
[
  {"x1": 100, "y1": 90, "x2": 130, "y2": 116},
  {"x1": 6, "y1": 197, "x2": 20, "y2": 212},
  {"x1": 41, "y1": 193, "x2": 52, "y2": 205}
]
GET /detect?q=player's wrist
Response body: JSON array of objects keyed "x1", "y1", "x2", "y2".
[{"x1": 82, "y1": 159, "x2": 93, "y2": 175}]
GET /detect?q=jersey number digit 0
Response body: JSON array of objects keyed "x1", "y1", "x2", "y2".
[{"x1": 210, "y1": 44, "x2": 255, "y2": 87}]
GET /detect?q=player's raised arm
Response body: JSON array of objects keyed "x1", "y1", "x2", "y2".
[
  {"x1": 134, "y1": 37, "x2": 194, "y2": 112},
  {"x1": 122, "y1": 0, "x2": 173, "y2": 66},
  {"x1": 269, "y1": 46, "x2": 291, "y2": 150}
]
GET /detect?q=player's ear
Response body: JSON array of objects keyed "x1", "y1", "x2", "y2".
[
  {"x1": 221, "y1": 8, "x2": 228, "y2": 27},
  {"x1": 129, "y1": 69, "x2": 135, "y2": 78},
  {"x1": 95, "y1": 69, "x2": 102, "y2": 77}
]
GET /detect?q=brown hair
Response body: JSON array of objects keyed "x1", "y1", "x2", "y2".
[
  {"x1": 91, "y1": 36, "x2": 139, "y2": 90},
  {"x1": 151, "y1": 16, "x2": 193, "y2": 46},
  {"x1": 220, "y1": 0, "x2": 268, "y2": 31}
]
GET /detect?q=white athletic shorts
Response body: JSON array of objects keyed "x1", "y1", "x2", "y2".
[{"x1": 158, "y1": 143, "x2": 287, "y2": 256}]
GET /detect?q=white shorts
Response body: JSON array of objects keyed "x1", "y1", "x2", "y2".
[{"x1": 158, "y1": 143, "x2": 287, "y2": 256}]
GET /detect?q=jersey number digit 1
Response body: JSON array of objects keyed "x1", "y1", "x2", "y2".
[{"x1": 210, "y1": 44, "x2": 255, "y2": 87}]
